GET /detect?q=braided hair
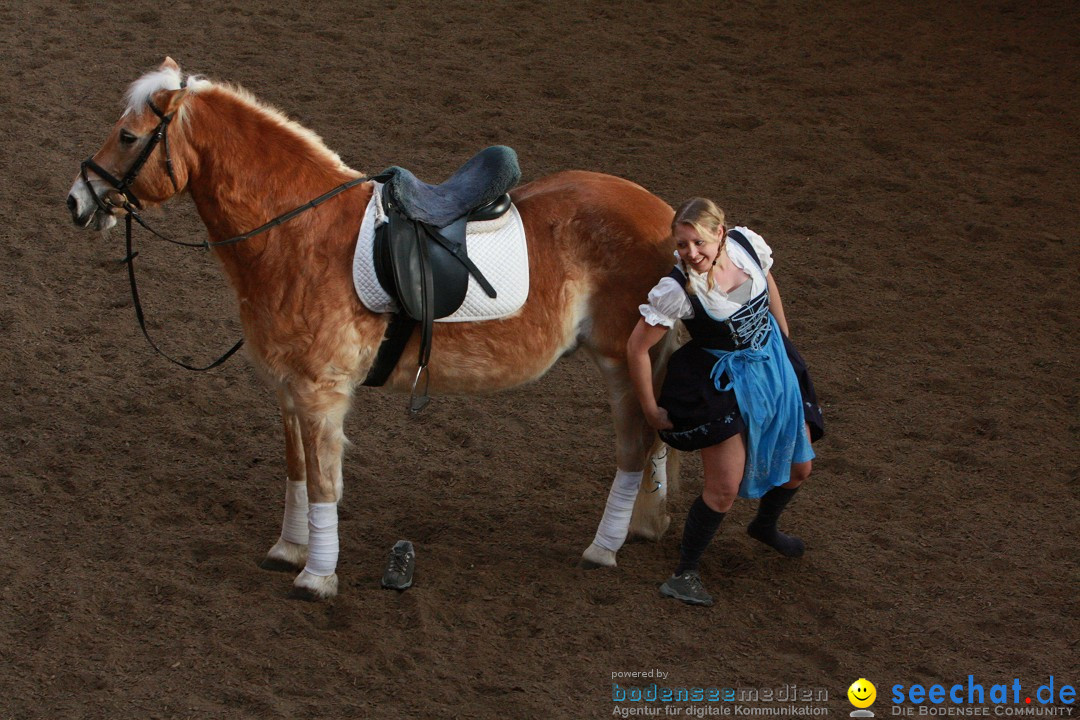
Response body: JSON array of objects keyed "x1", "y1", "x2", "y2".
[{"x1": 672, "y1": 197, "x2": 726, "y2": 295}]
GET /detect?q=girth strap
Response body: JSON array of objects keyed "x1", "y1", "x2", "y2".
[{"x1": 362, "y1": 314, "x2": 418, "y2": 388}]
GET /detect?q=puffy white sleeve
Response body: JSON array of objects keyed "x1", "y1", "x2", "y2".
[
  {"x1": 733, "y1": 226, "x2": 774, "y2": 274},
  {"x1": 639, "y1": 276, "x2": 692, "y2": 327}
]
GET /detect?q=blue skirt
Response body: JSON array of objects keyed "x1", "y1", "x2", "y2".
[{"x1": 658, "y1": 316, "x2": 822, "y2": 498}]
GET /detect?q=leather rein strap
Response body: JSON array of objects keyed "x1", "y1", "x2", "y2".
[
  {"x1": 115, "y1": 175, "x2": 369, "y2": 371},
  {"x1": 120, "y1": 212, "x2": 245, "y2": 372},
  {"x1": 80, "y1": 92, "x2": 369, "y2": 371}
]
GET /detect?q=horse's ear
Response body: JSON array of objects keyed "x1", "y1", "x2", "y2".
[
  {"x1": 161, "y1": 88, "x2": 190, "y2": 115},
  {"x1": 158, "y1": 57, "x2": 187, "y2": 114}
]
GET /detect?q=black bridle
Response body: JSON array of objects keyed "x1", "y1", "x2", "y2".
[
  {"x1": 80, "y1": 97, "x2": 181, "y2": 214},
  {"x1": 79, "y1": 91, "x2": 369, "y2": 371}
]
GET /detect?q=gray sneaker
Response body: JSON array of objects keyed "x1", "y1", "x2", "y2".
[
  {"x1": 381, "y1": 540, "x2": 415, "y2": 590},
  {"x1": 659, "y1": 571, "x2": 714, "y2": 606}
]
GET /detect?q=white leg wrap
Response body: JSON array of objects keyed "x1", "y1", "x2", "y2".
[
  {"x1": 303, "y1": 502, "x2": 339, "y2": 577},
  {"x1": 592, "y1": 469, "x2": 644, "y2": 552},
  {"x1": 280, "y1": 480, "x2": 309, "y2": 545}
]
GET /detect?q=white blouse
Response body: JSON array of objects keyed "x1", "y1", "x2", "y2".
[{"x1": 639, "y1": 226, "x2": 774, "y2": 327}]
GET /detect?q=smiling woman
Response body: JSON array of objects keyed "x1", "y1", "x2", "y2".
[
  {"x1": 66, "y1": 57, "x2": 684, "y2": 600},
  {"x1": 625, "y1": 197, "x2": 825, "y2": 607}
]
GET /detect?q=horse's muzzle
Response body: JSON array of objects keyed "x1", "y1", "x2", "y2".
[
  {"x1": 66, "y1": 193, "x2": 86, "y2": 225},
  {"x1": 67, "y1": 181, "x2": 117, "y2": 231}
]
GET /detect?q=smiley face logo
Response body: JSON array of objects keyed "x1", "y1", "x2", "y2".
[{"x1": 848, "y1": 679, "x2": 877, "y2": 708}]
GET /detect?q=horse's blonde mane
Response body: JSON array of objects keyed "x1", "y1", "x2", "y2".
[
  {"x1": 198, "y1": 82, "x2": 352, "y2": 173},
  {"x1": 124, "y1": 66, "x2": 351, "y2": 173}
]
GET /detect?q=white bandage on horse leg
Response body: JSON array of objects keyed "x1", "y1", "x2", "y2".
[
  {"x1": 592, "y1": 469, "x2": 645, "y2": 552},
  {"x1": 280, "y1": 480, "x2": 309, "y2": 545},
  {"x1": 303, "y1": 502, "x2": 339, "y2": 577}
]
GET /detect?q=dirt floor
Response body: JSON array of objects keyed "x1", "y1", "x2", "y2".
[{"x1": 1, "y1": 0, "x2": 1077, "y2": 718}]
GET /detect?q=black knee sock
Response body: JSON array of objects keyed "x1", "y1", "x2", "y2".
[
  {"x1": 674, "y1": 495, "x2": 726, "y2": 576},
  {"x1": 747, "y1": 486, "x2": 804, "y2": 557}
]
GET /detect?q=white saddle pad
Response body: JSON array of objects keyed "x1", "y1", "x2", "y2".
[{"x1": 353, "y1": 182, "x2": 529, "y2": 322}]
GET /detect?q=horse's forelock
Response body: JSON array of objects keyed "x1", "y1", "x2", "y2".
[
  {"x1": 123, "y1": 68, "x2": 211, "y2": 117},
  {"x1": 124, "y1": 68, "x2": 180, "y2": 115}
]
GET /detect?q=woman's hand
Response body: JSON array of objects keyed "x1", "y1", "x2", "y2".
[
  {"x1": 627, "y1": 318, "x2": 674, "y2": 431},
  {"x1": 646, "y1": 405, "x2": 674, "y2": 431}
]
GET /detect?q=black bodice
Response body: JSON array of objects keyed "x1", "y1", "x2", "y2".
[{"x1": 668, "y1": 229, "x2": 772, "y2": 352}]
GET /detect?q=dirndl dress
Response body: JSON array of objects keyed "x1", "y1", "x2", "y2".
[{"x1": 655, "y1": 231, "x2": 824, "y2": 498}]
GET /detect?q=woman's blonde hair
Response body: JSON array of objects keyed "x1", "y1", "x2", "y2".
[{"x1": 672, "y1": 197, "x2": 726, "y2": 293}]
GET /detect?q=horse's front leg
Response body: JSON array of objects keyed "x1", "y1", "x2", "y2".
[
  {"x1": 260, "y1": 388, "x2": 310, "y2": 573},
  {"x1": 287, "y1": 383, "x2": 350, "y2": 601}
]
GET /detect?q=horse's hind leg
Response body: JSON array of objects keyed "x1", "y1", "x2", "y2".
[
  {"x1": 580, "y1": 354, "x2": 667, "y2": 568},
  {"x1": 260, "y1": 387, "x2": 309, "y2": 573},
  {"x1": 284, "y1": 381, "x2": 351, "y2": 601}
]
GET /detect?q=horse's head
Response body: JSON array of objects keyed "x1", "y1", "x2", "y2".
[{"x1": 67, "y1": 57, "x2": 193, "y2": 231}]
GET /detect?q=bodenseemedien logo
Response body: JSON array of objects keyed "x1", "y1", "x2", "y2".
[{"x1": 849, "y1": 679, "x2": 878, "y2": 718}]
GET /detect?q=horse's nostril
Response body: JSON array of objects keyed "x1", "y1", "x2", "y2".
[{"x1": 66, "y1": 194, "x2": 78, "y2": 214}]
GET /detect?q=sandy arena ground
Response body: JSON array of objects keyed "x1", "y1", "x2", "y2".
[{"x1": 1, "y1": 1, "x2": 1077, "y2": 718}]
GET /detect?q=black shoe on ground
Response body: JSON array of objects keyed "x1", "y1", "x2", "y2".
[
  {"x1": 659, "y1": 571, "x2": 714, "y2": 606},
  {"x1": 381, "y1": 540, "x2": 415, "y2": 590}
]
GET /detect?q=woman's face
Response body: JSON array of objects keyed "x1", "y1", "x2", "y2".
[{"x1": 674, "y1": 223, "x2": 722, "y2": 273}]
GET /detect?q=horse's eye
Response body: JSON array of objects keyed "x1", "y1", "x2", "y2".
[{"x1": 119, "y1": 129, "x2": 138, "y2": 145}]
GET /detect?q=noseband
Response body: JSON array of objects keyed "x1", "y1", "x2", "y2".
[{"x1": 80, "y1": 97, "x2": 181, "y2": 214}]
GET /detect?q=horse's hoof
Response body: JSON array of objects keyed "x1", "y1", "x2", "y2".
[
  {"x1": 289, "y1": 570, "x2": 338, "y2": 601},
  {"x1": 261, "y1": 538, "x2": 307, "y2": 572},
  {"x1": 579, "y1": 541, "x2": 617, "y2": 570},
  {"x1": 628, "y1": 513, "x2": 671, "y2": 543}
]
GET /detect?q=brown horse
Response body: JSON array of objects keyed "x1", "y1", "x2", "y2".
[{"x1": 67, "y1": 58, "x2": 679, "y2": 599}]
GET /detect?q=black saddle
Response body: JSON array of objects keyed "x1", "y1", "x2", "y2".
[{"x1": 362, "y1": 146, "x2": 522, "y2": 413}]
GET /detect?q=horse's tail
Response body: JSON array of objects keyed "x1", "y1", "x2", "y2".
[
  {"x1": 661, "y1": 437, "x2": 681, "y2": 496},
  {"x1": 640, "y1": 435, "x2": 680, "y2": 496},
  {"x1": 629, "y1": 435, "x2": 678, "y2": 541}
]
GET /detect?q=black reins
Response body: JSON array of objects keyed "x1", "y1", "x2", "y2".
[{"x1": 80, "y1": 90, "x2": 369, "y2": 371}]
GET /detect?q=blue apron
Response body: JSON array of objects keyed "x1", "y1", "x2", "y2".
[{"x1": 705, "y1": 313, "x2": 815, "y2": 499}]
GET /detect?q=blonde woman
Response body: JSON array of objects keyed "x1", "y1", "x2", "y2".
[{"x1": 628, "y1": 198, "x2": 824, "y2": 606}]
